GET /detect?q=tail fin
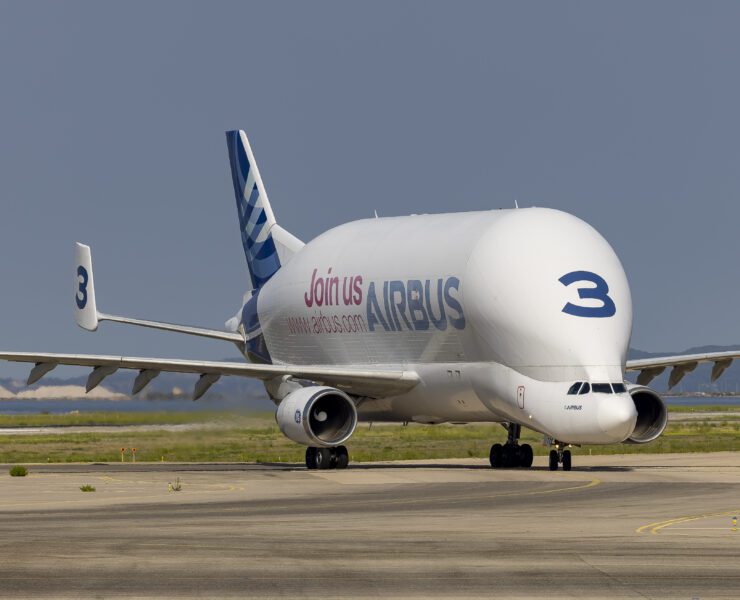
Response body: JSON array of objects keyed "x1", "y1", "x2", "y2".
[{"x1": 226, "y1": 130, "x2": 302, "y2": 289}]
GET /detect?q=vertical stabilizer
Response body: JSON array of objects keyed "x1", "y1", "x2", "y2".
[{"x1": 226, "y1": 130, "x2": 282, "y2": 289}]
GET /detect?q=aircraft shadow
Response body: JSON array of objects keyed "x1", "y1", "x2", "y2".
[{"x1": 258, "y1": 462, "x2": 636, "y2": 472}]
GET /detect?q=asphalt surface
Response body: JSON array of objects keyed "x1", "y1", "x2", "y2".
[{"x1": 1, "y1": 453, "x2": 739, "y2": 599}]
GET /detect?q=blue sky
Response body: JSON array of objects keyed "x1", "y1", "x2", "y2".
[{"x1": 0, "y1": 2, "x2": 738, "y2": 377}]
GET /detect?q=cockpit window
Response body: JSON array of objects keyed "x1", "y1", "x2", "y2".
[{"x1": 568, "y1": 382, "x2": 625, "y2": 395}]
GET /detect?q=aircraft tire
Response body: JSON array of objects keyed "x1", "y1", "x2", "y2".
[
  {"x1": 503, "y1": 444, "x2": 519, "y2": 468},
  {"x1": 305, "y1": 447, "x2": 318, "y2": 470},
  {"x1": 548, "y1": 449, "x2": 559, "y2": 471},
  {"x1": 489, "y1": 443, "x2": 503, "y2": 468},
  {"x1": 315, "y1": 447, "x2": 333, "y2": 470},
  {"x1": 562, "y1": 450, "x2": 572, "y2": 471},
  {"x1": 519, "y1": 444, "x2": 534, "y2": 468},
  {"x1": 335, "y1": 446, "x2": 349, "y2": 469}
]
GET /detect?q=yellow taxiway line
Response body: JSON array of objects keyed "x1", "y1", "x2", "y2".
[{"x1": 636, "y1": 510, "x2": 739, "y2": 534}]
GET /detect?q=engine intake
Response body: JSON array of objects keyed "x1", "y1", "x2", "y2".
[
  {"x1": 625, "y1": 385, "x2": 667, "y2": 443},
  {"x1": 276, "y1": 386, "x2": 358, "y2": 447}
]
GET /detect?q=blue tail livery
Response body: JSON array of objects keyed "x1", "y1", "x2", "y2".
[{"x1": 226, "y1": 130, "x2": 281, "y2": 289}]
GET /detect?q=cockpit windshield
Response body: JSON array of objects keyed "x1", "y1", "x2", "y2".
[{"x1": 567, "y1": 381, "x2": 626, "y2": 395}]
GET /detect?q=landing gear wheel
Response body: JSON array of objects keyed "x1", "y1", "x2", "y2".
[
  {"x1": 315, "y1": 447, "x2": 333, "y2": 470},
  {"x1": 501, "y1": 444, "x2": 516, "y2": 468},
  {"x1": 335, "y1": 445, "x2": 349, "y2": 469},
  {"x1": 519, "y1": 444, "x2": 534, "y2": 468},
  {"x1": 489, "y1": 443, "x2": 503, "y2": 468},
  {"x1": 549, "y1": 449, "x2": 559, "y2": 471},
  {"x1": 305, "y1": 447, "x2": 318, "y2": 470},
  {"x1": 501, "y1": 444, "x2": 512, "y2": 469},
  {"x1": 490, "y1": 423, "x2": 535, "y2": 469},
  {"x1": 562, "y1": 450, "x2": 572, "y2": 471}
]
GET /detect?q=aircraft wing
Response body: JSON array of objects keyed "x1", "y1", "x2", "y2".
[
  {"x1": 626, "y1": 350, "x2": 739, "y2": 388},
  {"x1": 0, "y1": 352, "x2": 420, "y2": 400}
]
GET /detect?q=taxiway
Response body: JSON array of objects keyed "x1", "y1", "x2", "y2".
[{"x1": 0, "y1": 453, "x2": 738, "y2": 599}]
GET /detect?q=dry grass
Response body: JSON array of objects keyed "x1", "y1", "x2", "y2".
[{"x1": 0, "y1": 410, "x2": 737, "y2": 463}]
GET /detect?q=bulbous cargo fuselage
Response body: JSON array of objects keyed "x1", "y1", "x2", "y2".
[{"x1": 254, "y1": 207, "x2": 637, "y2": 444}]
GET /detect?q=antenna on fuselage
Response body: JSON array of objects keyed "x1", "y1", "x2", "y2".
[
  {"x1": 374, "y1": 209, "x2": 379, "y2": 218},
  {"x1": 514, "y1": 199, "x2": 519, "y2": 209}
]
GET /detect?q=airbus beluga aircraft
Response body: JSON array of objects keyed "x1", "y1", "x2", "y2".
[{"x1": 2, "y1": 130, "x2": 737, "y2": 471}]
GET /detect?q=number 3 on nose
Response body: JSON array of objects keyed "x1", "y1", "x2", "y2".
[{"x1": 559, "y1": 270, "x2": 616, "y2": 318}]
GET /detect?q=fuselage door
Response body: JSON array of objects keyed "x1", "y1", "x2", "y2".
[{"x1": 517, "y1": 385, "x2": 525, "y2": 409}]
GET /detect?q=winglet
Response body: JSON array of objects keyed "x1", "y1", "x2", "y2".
[{"x1": 74, "y1": 242, "x2": 98, "y2": 331}]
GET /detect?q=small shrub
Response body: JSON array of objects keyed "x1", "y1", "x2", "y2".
[
  {"x1": 79, "y1": 484, "x2": 96, "y2": 492},
  {"x1": 9, "y1": 466, "x2": 28, "y2": 477}
]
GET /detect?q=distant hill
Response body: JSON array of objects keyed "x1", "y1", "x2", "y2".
[
  {"x1": 0, "y1": 364, "x2": 274, "y2": 409},
  {"x1": 0, "y1": 345, "x2": 738, "y2": 403}
]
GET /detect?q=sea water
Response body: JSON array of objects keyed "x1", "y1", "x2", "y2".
[{"x1": 0, "y1": 395, "x2": 736, "y2": 415}]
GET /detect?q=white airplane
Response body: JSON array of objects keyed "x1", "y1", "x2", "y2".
[{"x1": 1, "y1": 130, "x2": 737, "y2": 471}]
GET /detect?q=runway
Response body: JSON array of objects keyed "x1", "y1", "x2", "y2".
[{"x1": 1, "y1": 453, "x2": 739, "y2": 599}]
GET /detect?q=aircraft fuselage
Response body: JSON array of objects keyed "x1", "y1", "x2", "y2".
[{"x1": 251, "y1": 207, "x2": 638, "y2": 444}]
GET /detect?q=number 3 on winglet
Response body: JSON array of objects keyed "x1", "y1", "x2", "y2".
[
  {"x1": 559, "y1": 270, "x2": 616, "y2": 318},
  {"x1": 76, "y1": 266, "x2": 89, "y2": 309}
]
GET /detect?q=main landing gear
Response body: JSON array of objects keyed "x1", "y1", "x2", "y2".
[
  {"x1": 489, "y1": 423, "x2": 533, "y2": 469},
  {"x1": 305, "y1": 446, "x2": 349, "y2": 470},
  {"x1": 548, "y1": 442, "x2": 572, "y2": 471}
]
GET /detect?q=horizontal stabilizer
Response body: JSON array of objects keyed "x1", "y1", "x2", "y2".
[
  {"x1": 98, "y1": 313, "x2": 244, "y2": 344},
  {"x1": 73, "y1": 243, "x2": 244, "y2": 346}
]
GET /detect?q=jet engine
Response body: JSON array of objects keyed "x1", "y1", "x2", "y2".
[
  {"x1": 624, "y1": 384, "x2": 668, "y2": 443},
  {"x1": 275, "y1": 386, "x2": 358, "y2": 447}
]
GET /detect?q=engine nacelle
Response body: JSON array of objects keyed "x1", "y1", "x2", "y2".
[
  {"x1": 276, "y1": 386, "x2": 358, "y2": 447},
  {"x1": 625, "y1": 384, "x2": 668, "y2": 443}
]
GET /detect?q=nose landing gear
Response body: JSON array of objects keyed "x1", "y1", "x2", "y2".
[
  {"x1": 548, "y1": 442, "x2": 572, "y2": 471},
  {"x1": 489, "y1": 423, "x2": 534, "y2": 469},
  {"x1": 305, "y1": 446, "x2": 349, "y2": 470}
]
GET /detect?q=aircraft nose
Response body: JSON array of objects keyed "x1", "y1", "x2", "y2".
[{"x1": 596, "y1": 395, "x2": 637, "y2": 442}]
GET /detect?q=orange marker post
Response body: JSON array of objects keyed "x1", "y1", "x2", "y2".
[
  {"x1": 120, "y1": 448, "x2": 126, "y2": 463},
  {"x1": 132, "y1": 447, "x2": 137, "y2": 463}
]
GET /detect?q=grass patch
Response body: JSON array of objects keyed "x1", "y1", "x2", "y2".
[
  {"x1": 9, "y1": 465, "x2": 28, "y2": 477},
  {"x1": 79, "y1": 484, "x2": 96, "y2": 492},
  {"x1": 0, "y1": 410, "x2": 737, "y2": 463},
  {"x1": 667, "y1": 404, "x2": 740, "y2": 414},
  {"x1": 0, "y1": 411, "x2": 272, "y2": 429}
]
